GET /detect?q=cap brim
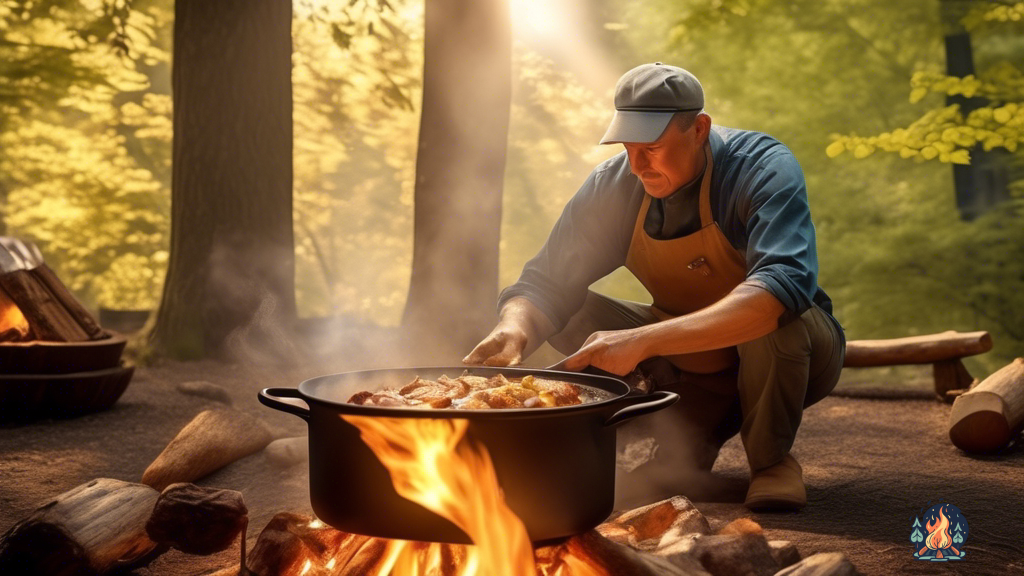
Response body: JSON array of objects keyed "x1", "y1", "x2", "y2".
[{"x1": 599, "y1": 110, "x2": 675, "y2": 145}]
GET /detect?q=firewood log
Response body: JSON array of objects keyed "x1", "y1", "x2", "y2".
[
  {"x1": 0, "y1": 478, "x2": 161, "y2": 575},
  {"x1": 31, "y1": 265, "x2": 107, "y2": 340},
  {"x1": 142, "y1": 408, "x2": 274, "y2": 491},
  {"x1": 949, "y1": 358, "x2": 1024, "y2": 453},
  {"x1": 245, "y1": 512, "x2": 367, "y2": 576}
]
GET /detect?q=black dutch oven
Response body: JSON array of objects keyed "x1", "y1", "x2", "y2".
[{"x1": 258, "y1": 366, "x2": 678, "y2": 544}]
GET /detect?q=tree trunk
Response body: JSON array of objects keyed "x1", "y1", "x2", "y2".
[
  {"x1": 401, "y1": 0, "x2": 512, "y2": 361},
  {"x1": 153, "y1": 0, "x2": 295, "y2": 360}
]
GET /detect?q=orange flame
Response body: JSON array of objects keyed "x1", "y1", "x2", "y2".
[
  {"x1": 925, "y1": 506, "x2": 952, "y2": 551},
  {"x1": 0, "y1": 289, "x2": 29, "y2": 339},
  {"x1": 342, "y1": 415, "x2": 536, "y2": 576}
]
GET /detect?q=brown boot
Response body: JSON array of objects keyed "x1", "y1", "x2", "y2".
[{"x1": 744, "y1": 453, "x2": 806, "y2": 511}]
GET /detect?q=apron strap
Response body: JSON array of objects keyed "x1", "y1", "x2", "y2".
[{"x1": 698, "y1": 141, "x2": 715, "y2": 227}]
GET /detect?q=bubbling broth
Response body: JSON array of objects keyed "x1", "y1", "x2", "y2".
[{"x1": 346, "y1": 371, "x2": 616, "y2": 410}]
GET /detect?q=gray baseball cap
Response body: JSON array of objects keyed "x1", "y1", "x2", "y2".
[{"x1": 599, "y1": 62, "x2": 704, "y2": 145}]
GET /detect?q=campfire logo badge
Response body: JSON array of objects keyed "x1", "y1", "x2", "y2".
[{"x1": 910, "y1": 503, "x2": 968, "y2": 561}]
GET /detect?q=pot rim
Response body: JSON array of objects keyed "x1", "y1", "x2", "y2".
[{"x1": 295, "y1": 365, "x2": 636, "y2": 420}]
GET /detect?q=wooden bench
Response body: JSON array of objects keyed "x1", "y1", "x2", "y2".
[{"x1": 843, "y1": 330, "x2": 993, "y2": 398}]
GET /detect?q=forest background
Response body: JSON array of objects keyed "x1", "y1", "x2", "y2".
[{"x1": 1, "y1": 0, "x2": 1022, "y2": 379}]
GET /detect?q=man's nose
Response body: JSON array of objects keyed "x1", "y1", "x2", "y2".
[{"x1": 630, "y1": 150, "x2": 649, "y2": 173}]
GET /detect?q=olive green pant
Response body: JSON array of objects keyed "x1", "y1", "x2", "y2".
[{"x1": 548, "y1": 291, "x2": 845, "y2": 484}]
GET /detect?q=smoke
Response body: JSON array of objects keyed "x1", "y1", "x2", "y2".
[{"x1": 613, "y1": 404, "x2": 741, "y2": 511}]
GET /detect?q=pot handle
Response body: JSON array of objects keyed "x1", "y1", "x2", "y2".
[
  {"x1": 258, "y1": 388, "x2": 310, "y2": 421},
  {"x1": 604, "y1": 391, "x2": 679, "y2": 427}
]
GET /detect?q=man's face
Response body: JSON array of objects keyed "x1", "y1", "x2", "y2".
[{"x1": 623, "y1": 116, "x2": 708, "y2": 198}]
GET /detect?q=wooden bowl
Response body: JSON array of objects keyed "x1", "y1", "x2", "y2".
[
  {"x1": 0, "y1": 364, "x2": 134, "y2": 423},
  {"x1": 0, "y1": 334, "x2": 128, "y2": 375}
]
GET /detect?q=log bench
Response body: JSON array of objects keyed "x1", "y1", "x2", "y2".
[{"x1": 843, "y1": 330, "x2": 993, "y2": 398}]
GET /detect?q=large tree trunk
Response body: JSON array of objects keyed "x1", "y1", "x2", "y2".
[
  {"x1": 401, "y1": 0, "x2": 512, "y2": 361},
  {"x1": 153, "y1": 0, "x2": 295, "y2": 360}
]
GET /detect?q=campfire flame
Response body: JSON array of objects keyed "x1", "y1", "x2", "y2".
[
  {"x1": 0, "y1": 290, "x2": 29, "y2": 340},
  {"x1": 342, "y1": 415, "x2": 535, "y2": 576},
  {"x1": 338, "y1": 415, "x2": 609, "y2": 576},
  {"x1": 925, "y1": 506, "x2": 952, "y2": 551}
]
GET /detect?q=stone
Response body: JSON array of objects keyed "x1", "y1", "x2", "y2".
[
  {"x1": 768, "y1": 540, "x2": 802, "y2": 569},
  {"x1": 773, "y1": 552, "x2": 861, "y2": 576},
  {"x1": 611, "y1": 496, "x2": 711, "y2": 541},
  {"x1": 264, "y1": 436, "x2": 309, "y2": 468},
  {"x1": 146, "y1": 483, "x2": 248, "y2": 555},
  {"x1": 176, "y1": 380, "x2": 233, "y2": 405},
  {"x1": 686, "y1": 533, "x2": 779, "y2": 576},
  {"x1": 142, "y1": 408, "x2": 274, "y2": 491}
]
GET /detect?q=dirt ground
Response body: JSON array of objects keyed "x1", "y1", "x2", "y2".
[{"x1": 1, "y1": 354, "x2": 1022, "y2": 576}]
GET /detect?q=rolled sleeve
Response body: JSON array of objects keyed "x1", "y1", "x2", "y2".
[
  {"x1": 740, "y1": 150, "x2": 820, "y2": 317},
  {"x1": 498, "y1": 165, "x2": 635, "y2": 332}
]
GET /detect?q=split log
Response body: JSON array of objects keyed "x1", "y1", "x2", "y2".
[
  {"x1": 607, "y1": 496, "x2": 710, "y2": 552},
  {"x1": 142, "y1": 408, "x2": 274, "y2": 491},
  {"x1": 0, "y1": 478, "x2": 161, "y2": 575},
  {"x1": 949, "y1": 358, "x2": 1024, "y2": 453},
  {"x1": 31, "y1": 265, "x2": 106, "y2": 340},
  {"x1": 146, "y1": 483, "x2": 248, "y2": 555},
  {"x1": 844, "y1": 331, "x2": 992, "y2": 396}
]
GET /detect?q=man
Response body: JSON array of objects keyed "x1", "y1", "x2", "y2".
[{"x1": 464, "y1": 63, "x2": 845, "y2": 511}]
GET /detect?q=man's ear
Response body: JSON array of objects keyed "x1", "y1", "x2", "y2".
[{"x1": 694, "y1": 113, "x2": 712, "y2": 143}]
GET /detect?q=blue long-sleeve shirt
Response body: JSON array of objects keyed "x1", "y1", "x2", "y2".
[{"x1": 499, "y1": 125, "x2": 835, "y2": 332}]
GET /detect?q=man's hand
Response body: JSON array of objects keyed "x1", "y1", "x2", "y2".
[
  {"x1": 463, "y1": 323, "x2": 529, "y2": 366},
  {"x1": 553, "y1": 328, "x2": 648, "y2": 376},
  {"x1": 464, "y1": 297, "x2": 558, "y2": 367}
]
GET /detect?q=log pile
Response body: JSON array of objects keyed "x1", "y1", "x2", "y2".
[
  {"x1": 0, "y1": 252, "x2": 108, "y2": 343},
  {"x1": 0, "y1": 239, "x2": 135, "y2": 423},
  {"x1": 0, "y1": 481, "x2": 863, "y2": 576},
  {"x1": 205, "y1": 497, "x2": 861, "y2": 576}
]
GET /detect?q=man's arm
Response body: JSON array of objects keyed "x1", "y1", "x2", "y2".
[
  {"x1": 465, "y1": 157, "x2": 638, "y2": 366},
  {"x1": 556, "y1": 282, "x2": 784, "y2": 375}
]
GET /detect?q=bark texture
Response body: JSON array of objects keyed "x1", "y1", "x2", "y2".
[
  {"x1": 401, "y1": 0, "x2": 512, "y2": 361},
  {"x1": 153, "y1": 0, "x2": 295, "y2": 360}
]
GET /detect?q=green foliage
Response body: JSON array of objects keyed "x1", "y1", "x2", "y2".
[
  {"x1": 827, "y1": 2, "x2": 1024, "y2": 163},
  {"x1": 1, "y1": 0, "x2": 170, "y2": 310}
]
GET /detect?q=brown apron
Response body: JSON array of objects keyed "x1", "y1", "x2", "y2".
[{"x1": 625, "y1": 141, "x2": 748, "y2": 374}]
